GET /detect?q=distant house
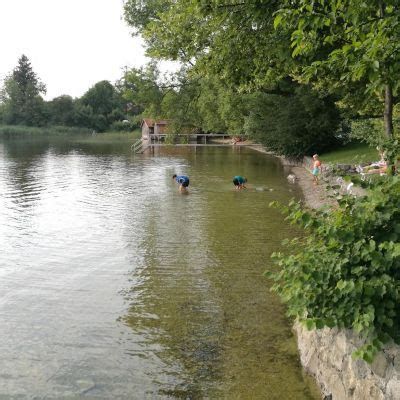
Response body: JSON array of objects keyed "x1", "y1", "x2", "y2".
[{"x1": 141, "y1": 119, "x2": 169, "y2": 139}]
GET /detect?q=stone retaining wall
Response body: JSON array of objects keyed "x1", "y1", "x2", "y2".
[{"x1": 294, "y1": 323, "x2": 400, "y2": 400}]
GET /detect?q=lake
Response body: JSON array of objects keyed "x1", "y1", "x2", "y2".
[{"x1": 0, "y1": 140, "x2": 319, "y2": 399}]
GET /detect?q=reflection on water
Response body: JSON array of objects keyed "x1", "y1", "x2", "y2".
[{"x1": 0, "y1": 140, "x2": 319, "y2": 399}]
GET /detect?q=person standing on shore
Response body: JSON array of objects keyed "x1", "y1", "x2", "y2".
[
  {"x1": 172, "y1": 174, "x2": 190, "y2": 193},
  {"x1": 312, "y1": 154, "x2": 322, "y2": 186}
]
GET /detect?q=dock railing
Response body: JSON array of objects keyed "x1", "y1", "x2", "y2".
[{"x1": 131, "y1": 139, "x2": 150, "y2": 154}]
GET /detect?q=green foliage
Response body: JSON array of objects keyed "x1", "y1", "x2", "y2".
[
  {"x1": 351, "y1": 119, "x2": 386, "y2": 148},
  {"x1": 275, "y1": 0, "x2": 400, "y2": 137},
  {"x1": 124, "y1": 0, "x2": 292, "y2": 89},
  {"x1": 77, "y1": 80, "x2": 126, "y2": 132},
  {"x1": 46, "y1": 95, "x2": 76, "y2": 126},
  {"x1": 160, "y1": 73, "x2": 202, "y2": 133},
  {"x1": 276, "y1": 0, "x2": 400, "y2": 90},
  {"x1": 123, "y1": 1, "x2": 346, "y2": 153},
  {"x1": 244, "y1": 86, "x2": 343, "y2": 159},
  {"x1": 80, "y1": 80, "x2": 119, "y2": 118},
  {"x1": 122, "y1": 63, "x2": 163, "y2": 119},
  {"x1": 0, "y1": 56, "x2": 131, "y2": 133},
  {"x1": 1, "y1": 55, "x2": 47, "y2": 126},
  {"x1": 269, "y1": 177, "x2": 400, "y2": 361},
  {"x1": 109, "y1": 120, "x2": 134, "y2": 132}
]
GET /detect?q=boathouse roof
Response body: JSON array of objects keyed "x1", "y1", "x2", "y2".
[{"x1": 141, "y1": 119, "x2": 169, "y2": 128}]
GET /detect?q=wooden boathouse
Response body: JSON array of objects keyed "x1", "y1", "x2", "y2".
[
  {"x1": 133, "y1": 118, "x2": 240, "y2": 153},
  {"x1": 141, "y1": 119, "x2": 168, "y2": 139}
]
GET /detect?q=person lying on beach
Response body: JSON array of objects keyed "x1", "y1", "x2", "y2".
[
  {"x1": 172, "y1": 174, "x2": 190, "y2": 193},
  {"x1": 233, "y1": 175, "x2": 247, "y2": 190},
  {"x1": 358, "y1": 149, "x2": 388, "y2": 175}
]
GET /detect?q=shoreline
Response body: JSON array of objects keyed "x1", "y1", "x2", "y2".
[
  {"x1": 248, "y1": 145, "x2": 333, "y2": 209},
  {"x1": 250, "y1": 144, "x2": 400, "y2": 400}
]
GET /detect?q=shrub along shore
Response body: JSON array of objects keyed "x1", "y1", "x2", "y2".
[{"x1": 253, "y1": 145, "x2": 400, "y2": 398}]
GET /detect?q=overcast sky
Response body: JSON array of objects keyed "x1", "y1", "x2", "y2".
[{"x1": 0, "y1": 0, "x2": 176, "y2": 100}]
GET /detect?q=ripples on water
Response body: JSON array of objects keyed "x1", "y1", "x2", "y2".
[{"x1": 0, "y1": 141, "x2": 319, "y2": 399}]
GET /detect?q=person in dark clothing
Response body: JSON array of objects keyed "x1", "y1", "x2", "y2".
[{"x1": 233, "y1": 175, "x2": 247, "y2": 190}]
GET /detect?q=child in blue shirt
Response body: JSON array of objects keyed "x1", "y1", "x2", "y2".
[{"x1": 172, "y1": 174, "x2": 190, "y2": 192}]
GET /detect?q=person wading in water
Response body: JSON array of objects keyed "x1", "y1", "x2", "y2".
[
  {"x1": 172, "y1": 174, "x2": 190, "y2": 193},
  {"x1": 232, "y1": 175, "x2": 247, "y2": 190}
]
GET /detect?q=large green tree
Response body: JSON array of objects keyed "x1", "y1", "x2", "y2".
[
  {"x1": 78, "y1": 80, "x2": 126, "y2": 131},
  {"x1": 244, "y1": 86, "x2": 342, "y2": 159},
  {"x1": 1, "y1": 55, "x2": 46, "y2": 126},
  {"x1": 80, "y1": 80, "x2": 121, "y2": 117},
  {"x1": 46, "y1": 95, "x2": 75, "y2": 126},
  {"x1": 122, "y1": 63, "x2": 164, "y2": 119},
  {"x1": 123, "y1": 1, "x2": 343, "y2": 155},
  {"x1": 123, "y1": 1, "x2": 293, "y2": 90},
  {"x1": 275, "y1": 0, "x2": 400, "y2": 139}
]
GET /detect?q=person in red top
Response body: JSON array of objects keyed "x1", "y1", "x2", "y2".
[{"x1": 312, "y1": 154, "x2": 322, "y2": 185}]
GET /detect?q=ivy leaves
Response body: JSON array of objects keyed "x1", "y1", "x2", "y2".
[{"x1": 269, "y1": 177, "x2": 400, "y2": 362}]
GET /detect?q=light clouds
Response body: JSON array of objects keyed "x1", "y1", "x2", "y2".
[{"x1": 0, "y1": 0, "x2": 176, "y2": 99}]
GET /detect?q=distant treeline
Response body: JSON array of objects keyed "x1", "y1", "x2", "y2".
[{"x1": 0, "y1": 55, "x2": 141, "y2": 134}]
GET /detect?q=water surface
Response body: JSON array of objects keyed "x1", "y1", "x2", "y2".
[{"x1": 0, "y1": 141, "x2": 319, "y2": 399}]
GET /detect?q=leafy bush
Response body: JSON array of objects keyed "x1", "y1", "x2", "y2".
[
  {"x1": 244, "y1": 86, "x2": 344, "y2": 160},
  {"x1": 269, "y1": 178, "x2": 400, "y2": 362},
  {"x1": 109, "y1": 120, "x2": 133, "y2": 132}
]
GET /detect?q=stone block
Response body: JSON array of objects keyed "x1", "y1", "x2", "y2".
[
  {"x1": 371, "y1": 352, "x2": 389, "y2": 378},
  {"x1": 393, "y1": 354, "x2": 400, "y2": 373},
  {"x1": 352, "y1": 381, "x2": 385, "y2": 400},
  {"x1": 324, "y1": 374, "x2": 346, "y2": 400},
  {"x1": 386, "y1": 380, "x2": 400, "y2": 400}
]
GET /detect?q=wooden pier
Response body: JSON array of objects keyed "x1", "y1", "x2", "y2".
[
  {"x1": 148, "y1": 133, "x2": 231, "y2": 144},
  {"x1": 132, "y1": 133, "x2": 242, "y2": 153}
]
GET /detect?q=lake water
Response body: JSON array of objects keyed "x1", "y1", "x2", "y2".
[{"x1": 0, "y1": 140, "x2": 319, "y2": 399}]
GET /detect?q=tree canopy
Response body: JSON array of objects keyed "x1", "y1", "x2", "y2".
[
  {"x1": 123, "y1": 0, "x2": 400, "y2": 152},
  {"x1": 275, "y1": 0, "x2": 400, "y2": 138}
]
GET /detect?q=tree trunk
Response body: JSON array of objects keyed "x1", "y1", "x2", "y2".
[
  {"x1": 384, "y1": 84, "x2": 393, "y2": 139},
  {"x1": 378, "y1": 0, "x2": 385, "y2": 18}
]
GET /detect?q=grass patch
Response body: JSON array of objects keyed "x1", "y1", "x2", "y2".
[
  {"x1": 71, "y1": 130, "x2": 141, "y2": 144},
  {"x1": 320, "y1": 142, "x2": 379, "y2": 164},
  {"x1": 0, "y1": 125, "x2": 142, "y2": 145},
  {"x1": 0, "y1": 124, "x2": 92, "y2": 138}
]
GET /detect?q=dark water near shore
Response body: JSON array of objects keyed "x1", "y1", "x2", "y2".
[{"x1": 0, "y1": 140, "x2": 319, "y2": 399}]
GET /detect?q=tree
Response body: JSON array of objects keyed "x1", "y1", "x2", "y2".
[
  {"x1": 244, "y1": 86, "x2": 343, "y2": 159},
  {"x1": 275, "y1": 0, "x2": 400, "y2": 139},
  {"x1": 1, "y1": 55, "x2": 46, "y2": 126},
  {"x1": 46, "y1": 95, "x2": 75, "y2": 126},
  {"x1": 80, "y1": 80, "x2": 119, "y2": 119},
  {"x1": 77, "y1": 80, "x2": 126, "y2": 131},
  {"x1": 122, "y1": 63, "x2": 164, "y2": 119},
  {"x1": 123, "y1": 0, "x2": 344, "y2": 154},
  {"x1": 123, "y1": 1, "x2": 292, "y2": 90}
]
